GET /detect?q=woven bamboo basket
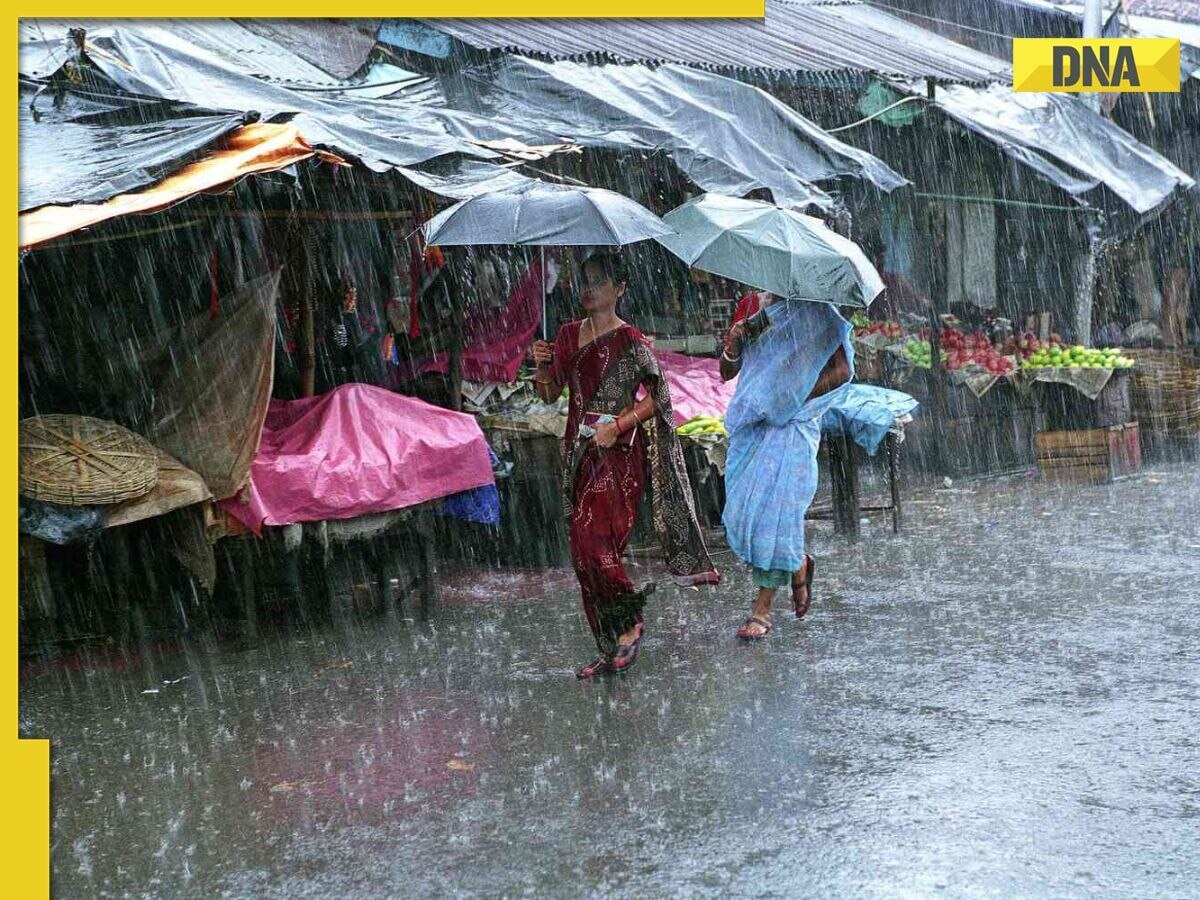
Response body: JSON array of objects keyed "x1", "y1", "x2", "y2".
[
  {"x1": 1126, "y1": 349, "x2": 1200, "y2": 438},
  {"x1": 19, "y1": 415, "x2": 159, "y2": 506}
]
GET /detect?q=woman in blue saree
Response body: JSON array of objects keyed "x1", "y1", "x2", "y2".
[{"x1": 719, "y1": 296, "x2": 854, "y2": 639}]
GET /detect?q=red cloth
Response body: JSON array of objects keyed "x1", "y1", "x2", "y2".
[
  {"x1": 219, "y1": 383, "x2": 495, "y2": 533},
  {"x1": 408, "y1": 245, "x2": 445, "y2": 339},
  {"x1": 416, "y1": 258, "x2": 550, "y2": 384},
  {"x1": 569, "y1": 438, "x2": 647, "y2": 641},
  {"x1": 732, "y1": 291, "x2": 766, "y2": 325},
  {"x1": 550, "y1": 322, "x2": 653, "y2": 650},
  {"x1": 723, "y1": 291, "x2": 768, "y2": 353}
]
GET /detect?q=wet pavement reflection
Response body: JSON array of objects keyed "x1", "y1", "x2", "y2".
[{"x1": 21, "y1": 463, "x2": 1200, "y2": 897}]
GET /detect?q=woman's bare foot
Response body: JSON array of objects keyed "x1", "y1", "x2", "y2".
[
  {"x1": 612, "y1": 621, "x2": 644, "y2": 671},
  {"x1": 616, "y1": 622, "x2": 642, "y2": 647},
  {"x1": 792, "y1": 556, "x2": 814, "y2": 618},
  {"x1": 737, "y1": 588, "x2": 775, "y2": 638}
]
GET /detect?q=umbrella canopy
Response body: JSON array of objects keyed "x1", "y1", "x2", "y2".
[
  {"x1": 422, "y1": 183, "x2": 674, "y2": 247},
  {"x1": 656, "y1": 194, "x2": 884, "y2": 308}
]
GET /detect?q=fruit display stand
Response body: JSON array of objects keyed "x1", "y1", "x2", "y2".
[
  {"x1": 850, "y1": 317, "x2": 907, "y2": 384},
  {"x1": 882, "y1": 348, "x2": 1036, "y2": 477},
  {"x1": 1027, "y1": 368, "x2": 1134, "y2": 431},
  {"x1": 885, "y1": 330, "x2": 1021, "y2": 416},
  {"x1": 479, "y1": 421, "x2": 572, "y2": 568},
  {"x1": 674, "y1": 417, "x2": 729, "y2": 530},
  {"x1": 814, "y1": 431, "x2": 904, "y2": 537},
  {"x1": 1035, "y1": 422, "x2": 1142, "y2": 485},
  {"x1": 1019, "y1": 345, "x2": 1137, "y2": 432}
]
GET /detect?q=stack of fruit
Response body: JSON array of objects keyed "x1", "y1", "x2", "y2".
[
  {"x1": 1021, "y1": 345, "x2": 1135, "y2": 369},
  {"x1": 900, "y1": 338, "x2": 947, "y2": 369},
  {"x1": 854, "y1": 319, "x2": 905, "y2": 341},
  {"x1": 1000, "y1": 331, "x2": 1065, "y2": 361},
  {"x1": 676, "y1": 416, "x2": 727, "y2": 437},
  {"x1": 936, "y1": 328, "x2": 1017, "y2": 376}
]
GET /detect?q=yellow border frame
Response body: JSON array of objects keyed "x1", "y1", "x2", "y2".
[
  {"x1": 18, "y1": 3, "x2": 764, "y2": 16},
  {"x1": 8, "y1": 7, "x2": 763, "y2": 895},
  {"x1": 9, "y1": 21, "x2": 49, "y2": 896}
]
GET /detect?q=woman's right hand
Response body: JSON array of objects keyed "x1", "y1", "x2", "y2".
[
  {"x1": 531, "y1": 340, "x2": 555, "y2": 367},
  {"x1": 725, "y1": 322, "x2": 746, "y2": 355}
]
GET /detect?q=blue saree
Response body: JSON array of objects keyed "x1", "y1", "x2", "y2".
[{"x1": 723, "y1": 301, "x2": 855, "y2": 575}]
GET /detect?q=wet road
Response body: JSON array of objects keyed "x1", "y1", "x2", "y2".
[{"x1": 21, "y1": 463, "x2": 1200, "y2": 897}]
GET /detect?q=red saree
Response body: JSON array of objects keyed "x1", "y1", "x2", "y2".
[{"x1": 548, "y1": 321, "x2": 720, "y2": 656}]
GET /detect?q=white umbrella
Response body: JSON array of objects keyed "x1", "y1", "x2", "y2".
[
  {"x1": 656, "y1": 193, "x2": 884, "y2": 308},
  {"x1": 423, "y1": 183, "x2": 674, "y2": 338}
]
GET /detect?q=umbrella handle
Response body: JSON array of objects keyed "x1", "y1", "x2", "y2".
[{"x1": 541, "y1": 246, "x2": 548, "y2": 342}]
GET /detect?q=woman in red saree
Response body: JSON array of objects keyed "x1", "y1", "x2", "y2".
[{"x1": 532, "y1": 251, "x2": 720, "y2": 678}]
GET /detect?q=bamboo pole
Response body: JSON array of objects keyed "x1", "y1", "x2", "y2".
[{"x1": 298, "y1": 220, "x2": 318, "y2": 398}]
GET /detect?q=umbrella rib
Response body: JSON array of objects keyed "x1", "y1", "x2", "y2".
[{"x1": 424, "y1": 200, "x2": 474, "y2": 246}]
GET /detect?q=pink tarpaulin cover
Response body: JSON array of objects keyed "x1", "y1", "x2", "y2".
[
  {"x1": 655, "y1": 350, "x2": 736, "y2": 425},
  {"x1": 220, "y1": 383, "x2": 495, "y2": 533}
]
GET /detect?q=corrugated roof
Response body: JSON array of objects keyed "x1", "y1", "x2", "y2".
[
  {"x1": 418, "y1": 0, "x2": 1012, "y2": 84},
  {"x1": 1124, "y1": 0, "x2": 1200, "y2": 25},
  {"x1": 234, "y1": 19, "x2": 380, "y2": 81}
]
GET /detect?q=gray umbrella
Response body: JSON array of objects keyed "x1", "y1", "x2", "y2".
[
  {"x1": 422, "y1": 183, "x2": 674, "y2": 337},
  {"x1": 656, "y1": 193, "x2": 884, "y2": 308}
]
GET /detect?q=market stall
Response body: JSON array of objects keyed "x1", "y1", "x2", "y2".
[
  {"x1": 854, "y1": 309, "x2": 1146, "y2": 481},
  {"x1": 654, "y1": 348, "x2": 919, "y2": 536},
  {"x1": 218, "y1": 383, "x2": 500, "y2": 629}
]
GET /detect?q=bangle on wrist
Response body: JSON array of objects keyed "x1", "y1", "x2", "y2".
[{"x1": 722, "y1": 349, "x2": 742, "y2": 363}]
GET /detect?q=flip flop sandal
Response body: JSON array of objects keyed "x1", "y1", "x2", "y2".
[
  {"x1": 792, "y1": 554, "x2": 815, "y2": 619},
  {"x1": 576, "y1": 655, "x2": 613, "y2": 679},
  {"x1": 611, "y1": 624, "x2": 644, "y2": 672},
  {"x1": 736, "y1": 615, "x2": 773, "y2": 640}
]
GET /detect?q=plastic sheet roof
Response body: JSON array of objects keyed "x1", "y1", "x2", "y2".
[
  {"x1": 19, "y1": 19, "x2": 905, "y2": 219},
  {"x1": 19, "y1": 123, "x2": 325, "y2": 249},
  {"x1": 414, "y1": 57, "x2": 908, "y2": 209},
  {"x1": 17, "y1": 19, "x2": 496, "y2": 212},
  {"x1": 18, "y1": 15, "x2": 1191, "y2": 235},
  {"x1": 929, "y1": 83, "x2": 1195, "y2": 214},
  {"x1": 233, "y1": 19, "x2": 379, "y2": 80},
  {"x1": 417, "y1": 0, "x2": 1014, "y2": 83}
]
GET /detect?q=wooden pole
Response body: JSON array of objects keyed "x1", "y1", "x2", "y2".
[
  {"x1": 916, "y1": 98, "x2": 948, "y2": 474},
  {"x1": 299, "y1": 221, "x2": 317, "y2": 398},
  {"x1": 541, "y1": 246, "x2": 548, "y2": 341},
  {"x1": 300, "y1": 292, "x2": 316, "y2": 398},
  {"x1": 448, "y1": 285, "x2": 464, "y2": 412}
]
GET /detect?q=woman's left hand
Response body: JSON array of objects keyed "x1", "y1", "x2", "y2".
[{"x1": 592, "y1": 421, "x2": 621, "y2": 449}]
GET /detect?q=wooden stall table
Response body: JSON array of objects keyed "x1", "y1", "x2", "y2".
[
  {"x1": 819, "y1": 430, "x2": 904, "y2": 538},
  {"x1": 479, "y1": 418, "x2": 572, "y2": 569},
  {"x1": 675, "y1": 385, "x2": 917, "y2": 542},
  {"x1": 216, "y1": 504, "x2": 443, "y2": 638},
  {"x1": 810, "y1": 384, "x2": 918, "y2": 539}
]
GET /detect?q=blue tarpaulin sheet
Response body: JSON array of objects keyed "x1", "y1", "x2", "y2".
[{"x1": 821, "y1": 384, "x2": 919, "y2": 456}]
